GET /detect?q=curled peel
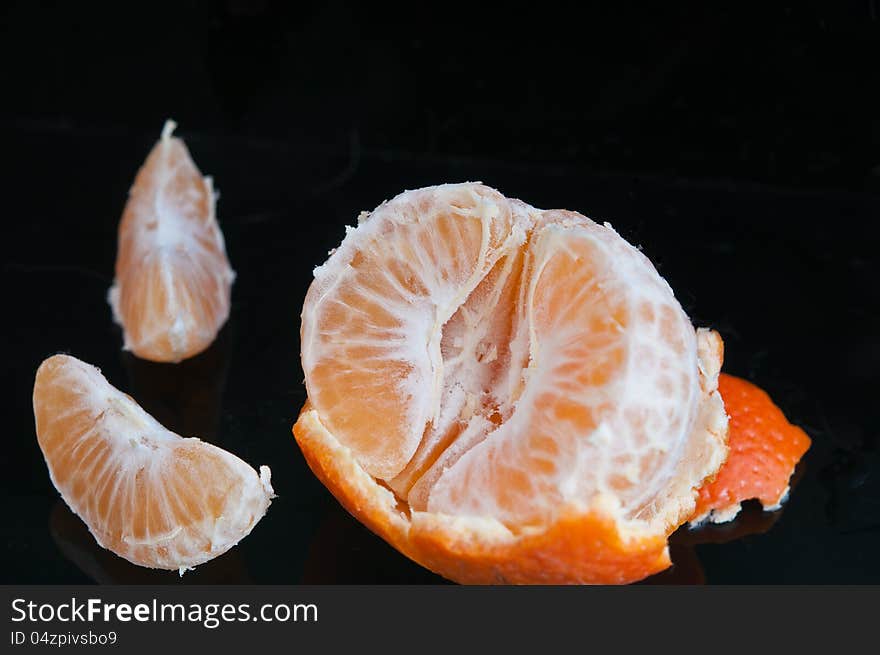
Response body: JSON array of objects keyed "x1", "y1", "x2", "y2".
[{"x1": 689, "y1": 373, "x2": 811, "y2": 527}]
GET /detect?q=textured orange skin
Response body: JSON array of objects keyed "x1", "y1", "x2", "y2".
[
  {"x1": 294, "y1": 405, "x2": 671, "y2": 585},
  {"x1": 409, "y1": 512, "x2": 670, "y2": 585},
  {"x1": 692, "y1": 373, "x2": 811, "y2": 518}
]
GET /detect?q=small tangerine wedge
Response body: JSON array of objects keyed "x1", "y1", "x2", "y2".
[
  {"x1": 109, "y1": 120, "x2": 234, "y2": 363},
  {"x1": 689, "y1": 373, "x2": 811, "y2": 525},
  {"x1": 294, "y1": 183, "x2": 729, "y2": 584},
  {"x1": 34, "y1": 354, "x2": 273, "y2": 572}
]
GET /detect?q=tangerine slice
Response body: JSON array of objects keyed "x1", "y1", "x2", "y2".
[
  {"x1": 295, "y1": 183, "x2": 729, "y2": 583},
  {"x1": 108, "y1": 120, "x2": 234, "y2": 363},
  {"x1": 34, "y1": 354, "x2": 273, "y2": 572},
  {"x1": 689, "y1": 373, "x2": 811, "y2": 525}
]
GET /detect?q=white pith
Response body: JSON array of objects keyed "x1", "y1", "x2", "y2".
[
  {"x1": 301, "y1": 183, "x2": 728, "y2": 536},
  {"x1": 34, "y1": 355, "x2": 273, "y2": 571}
]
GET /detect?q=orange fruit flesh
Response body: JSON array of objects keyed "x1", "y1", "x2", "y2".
[
  {"x1": 109, "y1": 120, "x2": 234, "y2": 363},
  {"x1": 296, "y1": 183, "x2": 729, "y2": 584},
  {"x1": 34, "y1": 354, "x2": 273, "y2": 571},
  {"x1": 689, "y1": 373, "x2": 811, "y2": 525}
]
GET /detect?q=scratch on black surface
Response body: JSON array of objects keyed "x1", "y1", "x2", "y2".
[{"x1": 312, "y1": 128, "x2": 361, "y2": 195}]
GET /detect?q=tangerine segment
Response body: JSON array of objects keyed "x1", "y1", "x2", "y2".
[
  {"x1": 690, "y1": 373, "x2": 811, "y2": 525},
  {"x1": 422, "y1": 216, "x2": 712, "y2": 530},
  {"x1": 297, "y1": 183, "x2": 730, "y2": 583},
  {"x1": 34, "y1": 354, "x2": 273, "y2": 571},
  {"x1": 302, "y1": 184, "x2": 524, "y2": 480},
  {"x1": 109, "y1": 120, "x2": 234, "y2": 363}
]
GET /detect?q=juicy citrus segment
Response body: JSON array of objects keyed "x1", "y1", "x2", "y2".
[
  {"x1": 34, "y1": 354, "x2": 273, "y2": 571},
  {"x1": 109, "y1": 120, "x2": 234, "y2": 363},
  {"x1": 690, "y1": 373, "x2": 811, "y2": 525},
  {"x1": 421, "y1": 214, "x2": 719, "y2": 531},
  {"x1": 296, "y1": 183, "x2": 730, "y2": 584},
  {"x1": 301, "y1": 184, "x2": 525, "y2": 479}
]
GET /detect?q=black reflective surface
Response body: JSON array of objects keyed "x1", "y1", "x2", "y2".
[{"x1": 2, "y1": 2, "x2": 879, "y2": 584}]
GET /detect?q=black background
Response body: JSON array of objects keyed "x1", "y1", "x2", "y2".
[{"x1": 1, "y1": 1, "x2": 878, "y2": 584}]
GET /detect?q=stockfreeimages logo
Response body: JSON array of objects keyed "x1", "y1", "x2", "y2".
[{"x1": 11, "y1": 597, "x2": 318, "y2": 630}]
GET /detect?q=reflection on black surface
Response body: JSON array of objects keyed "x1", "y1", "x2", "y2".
[
  {"x1": 640, "y1": 545, "x2": 706, "y2": 585},
  {"x1": 644, "y1": 461, "x2": 810, "y2": 583},
  {"x1": 120, "y1": 324, "x2": 232, "y2": 442},
  {"x1": 671, "y1": 501, "x2": 783, "y2": 547},
  {"x1": 641, "y1": 500, "x2": 789, "y2": 584},
  {"x1": 49, "y1": 501, "x2": 253, "y2": 584},
  {"x1": 301, "y1": 505, "x2": 447, "y2": 584},
  {"x1": 674, "y1": 458, "x2": 806, "y2": 547}
]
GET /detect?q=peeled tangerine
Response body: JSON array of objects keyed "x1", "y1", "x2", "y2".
[
  {"x1": 109, "y1": 121, "x2": 234, "y2": 363},
  {"x1": 294, "y1": 183, "x2": 731, "y2": 584},
  {"x1": 34, "y1": 354, "x2": 273, "y2": 572}
]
